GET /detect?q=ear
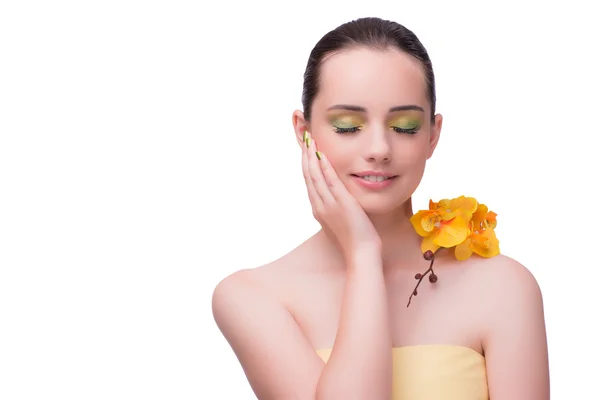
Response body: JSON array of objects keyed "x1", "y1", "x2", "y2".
[
  {"x1": 427, "y1": 113, "x2": 443, "y2": 159},
  {"x1": 292, "y1": 109, "x2": 310, "y2": 148}
]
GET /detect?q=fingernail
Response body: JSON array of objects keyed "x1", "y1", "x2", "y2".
[{"x1": 316, "y1": 151, "x2": 322, "y2": 160}]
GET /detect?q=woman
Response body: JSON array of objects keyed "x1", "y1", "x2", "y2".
[{"x1": 212, "y1": 17, "x2": 549, "y2": 399}]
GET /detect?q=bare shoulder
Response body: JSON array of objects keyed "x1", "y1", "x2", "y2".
[
  {"x1": 212, "y1": 266, "x2": 264, "y2": 301},
  {"x1": 212, "y1": 267, "x2": 261, "y2": 317},
  {"x1": 474, "y1": 254, "x2": 543, "y2": 302},
  {"x1": 470, "y1": 254, "x2": 550, "y2": 399},
  {"x1": 211, "y1": 255, "x2": 299, "y2": 316},
  {"x1": 468, "y1": 254, "x2": 546, "y2": 336},
  {"x1": 211, "y1": 257, "x2": 325, "y2": 399},
  {"x1": 211, "y1": 263, "x2": 287, "y2": 336}
]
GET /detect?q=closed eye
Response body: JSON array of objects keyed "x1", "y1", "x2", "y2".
[
  {"x1": 392, "y1": 127, "x2": 418, "y2": 135},
  {"x1": 333, "y1": 126, "x2": 418, "y2": 135},
  {"x1": 333, "y1": 126, "x2": 361, "y2": 134}
]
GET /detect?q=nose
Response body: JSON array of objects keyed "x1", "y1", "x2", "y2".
[{"x1": 363, "y1": 129, "x2": 392, "y2": 164}]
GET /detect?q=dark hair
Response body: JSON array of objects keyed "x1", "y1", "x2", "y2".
[{"x1": 301, "y1": 17, "x2": 436, "y2": 122}]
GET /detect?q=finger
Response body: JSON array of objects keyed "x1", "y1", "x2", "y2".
[
  {"x1": 306, "y1": 134, "x2": 335, "y2": 205},
  {"x1": 301, "y1": 133, "x2": 323, "y2": 212},
  {"x1": 317, "y1": 150, "x2": 351, "y2": 202}
]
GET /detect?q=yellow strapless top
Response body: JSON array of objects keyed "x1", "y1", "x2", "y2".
[{"x1": 316, "y1": 344, "x2": 488, "y2": 400}]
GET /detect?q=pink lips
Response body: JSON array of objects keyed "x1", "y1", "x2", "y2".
[{"x1": 351, "y1": 171, "x2": 397, "y2": 189}]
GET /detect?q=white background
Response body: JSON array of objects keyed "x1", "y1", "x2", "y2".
[{"x1": 1, "y1": 1, "x2": 598, "y2": 399}]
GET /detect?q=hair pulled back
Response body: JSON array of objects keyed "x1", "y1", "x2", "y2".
[{"x1": 301, "y1": 17, "x2": 436, "y2": 122}]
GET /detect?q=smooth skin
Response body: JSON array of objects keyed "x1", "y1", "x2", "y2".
[{"x1": 212, "y1": 46, "x2": 550, "y2": 399}]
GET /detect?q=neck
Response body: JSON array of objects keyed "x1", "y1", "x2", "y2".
[
  {"x1": 315, "y1": 197, "x2": 427, "y2": 270},
  {"x1": 367, "y1": 197, "x2": 426, "y2": 269}
]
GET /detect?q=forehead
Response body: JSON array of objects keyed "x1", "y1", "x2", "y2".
[{"x1": 315, "y1": 47, "x2": 428, "y2": 113}]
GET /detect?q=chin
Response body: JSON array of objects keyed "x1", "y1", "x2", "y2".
[{"x1": 356, "y1": 195, "x2": 410, "y2": 216}]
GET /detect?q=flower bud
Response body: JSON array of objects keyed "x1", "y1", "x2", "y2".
[
  {"x1": 423, "y1": 250, "x2": 434, "y2": 260},
  {"x1": 429, "y1": 274, "x2": 438, "y2": 283},
  {"x1": 414, "y1": 273, "x2": 422, "y2": 280}
]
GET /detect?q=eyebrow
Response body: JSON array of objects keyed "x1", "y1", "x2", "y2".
[{"x1": 326, "y1": 104, "x2": 425, "y2": 113}]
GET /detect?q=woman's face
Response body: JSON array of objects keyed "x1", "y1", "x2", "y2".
[{"x1": 295, "y1": 46, "x2": 443, "y2": 215}]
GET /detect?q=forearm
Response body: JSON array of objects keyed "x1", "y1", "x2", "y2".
[{"x1": 316, "y1": 254, "x2": 392, "y2": 399}]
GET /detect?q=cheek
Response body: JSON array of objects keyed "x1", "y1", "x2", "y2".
[
  {"x1": 396, "y1": 141, "x2": 429, "y2": 167},
  {"x1": 324, "y1": 149, "x2": 351, "y2": 174},
  {"x1": 314, "y1": 135, "x2": 350, "y2": 168}
]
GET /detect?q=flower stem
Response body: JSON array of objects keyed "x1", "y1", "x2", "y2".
[{"x1": 406, "y1": 248, "x2": 442, "y2": 307}]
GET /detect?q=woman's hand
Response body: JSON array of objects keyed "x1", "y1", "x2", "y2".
[{"x1": 301, "y1": 131, "x2": 382, "y2": 263}]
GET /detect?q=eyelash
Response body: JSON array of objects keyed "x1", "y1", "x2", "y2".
[{"x1": 333, "y1": 126, "x2": 418, "y2": 135}]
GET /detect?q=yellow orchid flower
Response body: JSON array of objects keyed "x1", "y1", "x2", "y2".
[
  {"x1": 410, "y1": 196, "x2": 478, "y2": 253},
  {"x1": 407, "y1": 196, "x2": 501, "y2": 307},
  {"x1": 455, "y1": 203, "x2": 500, "y2": 260}
]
